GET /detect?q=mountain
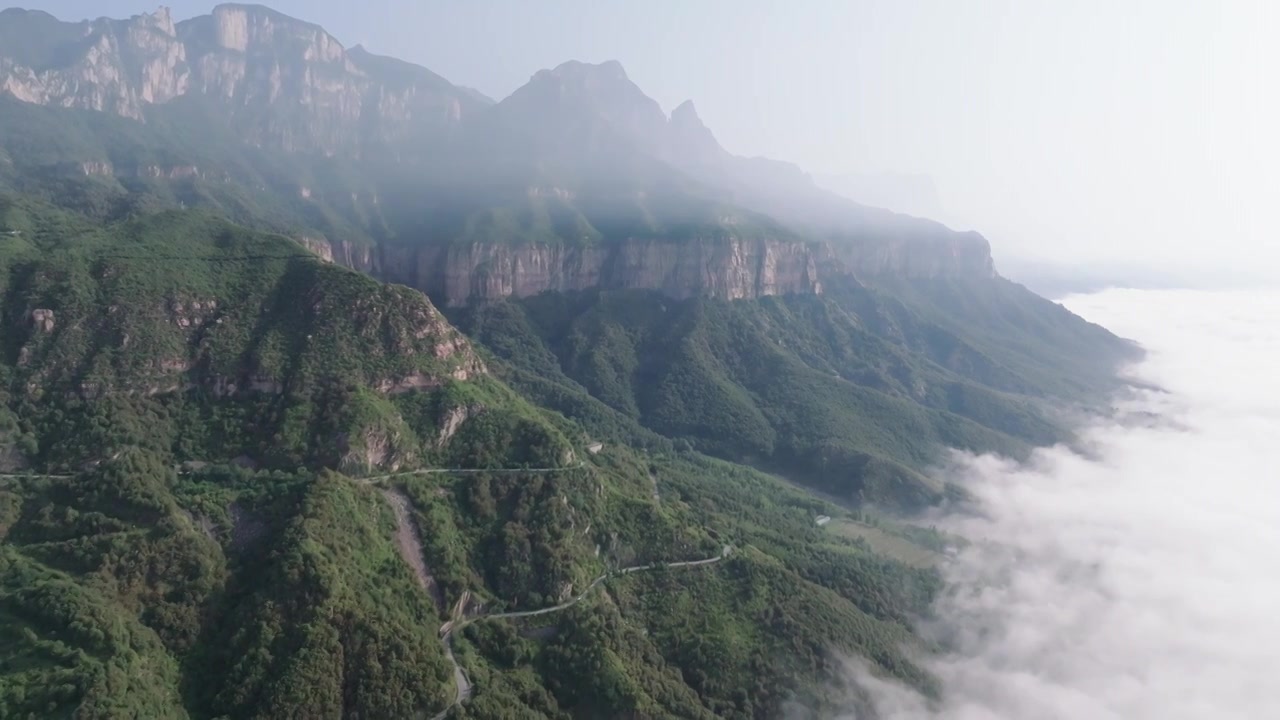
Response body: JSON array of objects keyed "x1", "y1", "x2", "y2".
[
  {"x1": 0, "y1": 5, "x2": 487, "y2": 153},
  {"x1": 1, "y1": 197, "x2": 948, "y2": 718},
  {"x1": 1, "y1": 16, "x2": 996, "y2": 303},
  {"x1": 0, "y1": 5, "x2": 1141, "y2": 719}
]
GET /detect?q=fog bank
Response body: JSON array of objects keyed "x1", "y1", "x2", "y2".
[{"x1": 855, "y1": 287, "x2": 1280, "y2": 719}]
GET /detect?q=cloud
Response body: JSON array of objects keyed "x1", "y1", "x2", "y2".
[{"x1": 850, "y1": 288, "x2": 1280, "y2": 720}]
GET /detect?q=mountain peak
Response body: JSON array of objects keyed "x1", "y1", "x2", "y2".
[
  {"x1": 199, "y1": 3, "x2": 338, "y2": 55},
  {"x1": 135, "y1": 6, "x2": 177, "y2": 37},
  {"x1": 548, "y1": 58, "x2": 629, "y2": 80},
  {"x1": 670, "y1": 99, "x2": 705, "y2": 128},
  {"x1": 672, "y1": 98, "x2": 696, "y2": 113},
  {"x1": 210, "y1": 2, "x2": 317, "y2": 24},
  {"x1": 666, "y1": 99, "x2": 725, "y2": 166},
  {"x1": 501, "y1": 58, "x2": 667, "y2": 152}
]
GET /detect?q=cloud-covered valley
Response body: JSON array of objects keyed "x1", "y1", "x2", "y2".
[{"x1": 855, "y1": 288, "x2": 1280, "y2": 719}]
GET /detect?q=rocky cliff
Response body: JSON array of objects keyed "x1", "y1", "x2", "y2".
[
  {"x1": 301, "y1": 236, "x2": 823, "y2": 306},
  {"x1": 835, "y1": 229, "x2": 997, "y2": 280},
  {"x1": 0, "y1": 5, "x2": 487, "y2": 153},
  {"x1": 0, "y1": 7, "x2": 998, "y2": 288},
  {"x1": 658, "y1": 98, "x2": 998, "y2": 281},
  {"x1": 0, "y1": 8, "x2": 187, "y2": 118}
]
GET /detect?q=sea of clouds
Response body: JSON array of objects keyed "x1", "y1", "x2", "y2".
[{"x1": 854, "y1": 287, "x2": 1280, "y2": 719}]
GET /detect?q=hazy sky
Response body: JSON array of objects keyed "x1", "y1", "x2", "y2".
[
  {"x1": 844, "y1": 287, "x2": 1280, "y2": 719},
  {"x1": 45, "y1": 1, "x2": 1280, "y2": 277}
]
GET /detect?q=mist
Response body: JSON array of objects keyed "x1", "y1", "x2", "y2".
[
  {"x1": 842, "y1": 287, "x2": 1280, "y2": 719},
  {"x1": 68, "y1": 0, "x2": 1280, "y2": 280}
]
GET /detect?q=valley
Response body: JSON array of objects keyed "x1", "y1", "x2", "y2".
[{"x1": 0, "y1": 4, "x2": 1140, "y2": 718}]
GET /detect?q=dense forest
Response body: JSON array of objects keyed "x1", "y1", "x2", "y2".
[{"x1": 0, "y1": 200, "x2": 952, "y2": 718}]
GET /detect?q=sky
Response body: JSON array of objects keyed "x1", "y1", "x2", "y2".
[
  {"x1": 832, "y1": 286, "x2": 1280, "y2": 719},
  {"x1": 42, "y1": 0, "x2": 1280, "y2": 279}
]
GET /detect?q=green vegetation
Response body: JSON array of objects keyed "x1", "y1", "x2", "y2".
[
  {"x1": 0, "y1": 96, "x2": 789, "y2": 258},
  {"x1": 0, "y1": 451, "x2": 462, "y2": 718},
  {"x1": 825, "y1": 519, "x2": 943, "y2": 569},
  {"x1": 433, "y1": 446, "x2": 946, "y2": 718},
  {"x1": 452, "y1": 281, "x2": 1127, "y2": 512},
  {"x1": 192, "y1": 472, "x2": 456, "y2": 720},
  {"x1": 0, "y1": 197, "x2": 588, "y2": 476},
  {"x1": 0, "y1": 424, "x2": 947, "y2": 719},
  {"x1": 1, "y1": 193, "x2": 962, "y2": 718},
  {"x1": 0, "y1": 21, "x2": 1138, "y2": 715}
]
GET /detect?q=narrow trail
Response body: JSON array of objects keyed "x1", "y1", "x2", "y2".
[
  {"x1": 374, "y1": 484, "x2": 730, "y2": 719},
  {"x1": 2, "y1": 461, "x2": 586, "y2": 487},
  {"x1": 448, "y1": 545, "x2": 732, "y2": 629},
  {"x1": 361, "y1": 462, "x2": 586, "y2": 485},
  {"x1": 0, "y1": 473, "x2": 72, "y2": 482}
]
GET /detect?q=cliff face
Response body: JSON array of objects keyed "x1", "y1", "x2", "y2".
[
  {"x1": 302, "y1": 236, "x2": 823, "y2": 306},
  {"x1": 657, "y1": 99, "x2": 998, "y2": 281},
  {"x1": 0, "y1": 5, "x2": 486, "y2": 153},
  {"x1": 0, "y1": 8, "x2": 187, "y2": 119},
  {"x1": 837, "y1": 230, "x2": 997, "y2": 280},
  {"x1": 0, "y1": 11, "x2": 999, "y2": 288}
]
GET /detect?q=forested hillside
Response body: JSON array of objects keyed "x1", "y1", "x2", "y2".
[
  {"x1": 0, "y1": 4, "x2": 1139, "y2": 718},
  {"x1": 1, "y1": 198, "x2": 948, "y2": 718},
  {"x1": 452, "y1": 272, "x2": 1127, "y2": 510}
]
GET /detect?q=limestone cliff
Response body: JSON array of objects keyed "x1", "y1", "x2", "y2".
[
  {"x1": 659, "y1": 99, "x2": 998, "y2": 281},
  {"x1": 302, "y1": 236, "x2": 823, "y2": 307},
  {"x1": 0, "y1": 11, "x2": 999, "y2": 287},
  {"x1": 0, "y1": 5, "x2": 487, "y2": 153},
  {"x1": 0, "y1": 8, "x2": 187, "y2": 119},
  {"x1": 835, "y1": 229, "x2": 997, "y2": 280}
]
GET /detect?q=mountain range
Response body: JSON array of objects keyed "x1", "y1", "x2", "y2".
[{"x1": 0, "y1": 5, "x2": 1139, "y2": 719}]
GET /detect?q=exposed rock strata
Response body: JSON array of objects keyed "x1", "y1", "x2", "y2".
[
  {"x1": 836, "y1": 231, "x2": 997, "y2": 280},
  {"x1": 0, "y1": 5, "x2": 486, "y2": 152},
  {"x1": 302, "y1": 236, "x2": 824, "y2": 306}
]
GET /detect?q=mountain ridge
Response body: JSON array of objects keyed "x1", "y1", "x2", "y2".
[
  {"x1": 1, "y1": 4, "x2": 1000, "y2": 305},
  {"x1": 0, "y1": 5, "x2": 1146, "y2": 719}
]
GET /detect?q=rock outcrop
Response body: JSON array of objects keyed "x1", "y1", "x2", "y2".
[
  {"x1": 657, "y1": 100, "x2": 998, "y2": 281},
  {"x1": 0, "y1": 5, "x2": 488, "y2": 153},
  {"x1": 836, "y1": 229, "x2": 997, "y2": 280},
  {"x1": 1, "y1": 11, "x2": 999, "y2": 286},
  {"x1": 304, "y1": 236, "x2": 824, "y2": 306},
  {"x1": 0, "y1": 8, "x2": 187, "y2": 119}
]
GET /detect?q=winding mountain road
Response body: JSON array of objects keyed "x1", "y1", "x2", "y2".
[
  {"x1": 425, "y1": 544, "x2": 732, "y2": 718},
  {"x1": 2, "y1": 460, "x2": 586, "y2": 487},
  {"x1": 445, "y1": 545, "x2": 732, "y2": 630},
  {"x1": 361, "y1": 461, "x2": 587, "y2": 485},
  {"x1": 375, "y1": 486, "x2": 730, "y2": 719},
  {"x1": 8, "y1": 465, "x2": 716, "y2": 720},
  {"x1": 0, "y1": 473, "x2": 72, "y2": 482}
]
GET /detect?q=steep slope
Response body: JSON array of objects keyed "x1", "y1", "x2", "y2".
[
  {"x1": 0, "y1": 62, "x2": 828, "y2": 307},
  {"x1": 0, "y1": 196, "x2": 948, "y2": 719},
  {"x1": 452, "y1": 277, "x2": 1130, "y2": 511},
  {"x1": 0, "y1": 4, "x2": 485, "y2": 153},
  {"x1": 0, "y1": 8, "x2": 1011, "y2": 303},
  {"x1": 0, "y1": 458, "x2": 458, "y2": 719},
  {"x1": 0, "y1": 7, "x2": 1145, "y2": 718},
  {"x1": 659, "y1": 99, "x2": 997, "y2": 280},
  {"x1": 0, "y1": 196, "x2": 587, "y2": 476},
  {"x1": 0, "y1": 5, "x2": 1140, "y2": 495}
]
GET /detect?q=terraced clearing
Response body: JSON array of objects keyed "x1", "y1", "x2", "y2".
[{"x1": 825, "y1": 518, "x2": 943, "y2": 568}]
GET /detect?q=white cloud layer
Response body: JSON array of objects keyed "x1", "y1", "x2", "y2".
[{"x1": 856, "y1": 287, "x2": 1280, "y2": 719}]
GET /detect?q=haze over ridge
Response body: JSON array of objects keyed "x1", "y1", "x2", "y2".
[{"x1": 49, "y1": 0, "x2": 1280, "y2": 281}]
